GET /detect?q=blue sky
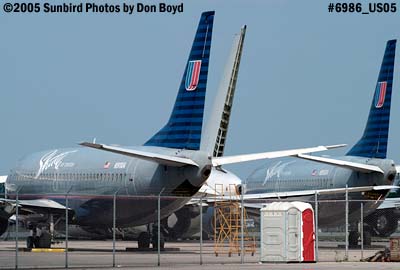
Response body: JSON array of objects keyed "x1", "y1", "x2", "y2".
[{"x1": 1, "y1": 1, "x2": 399, "y2": 179}]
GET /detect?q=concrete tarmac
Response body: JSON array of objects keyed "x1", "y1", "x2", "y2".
[{"x1": 0, "y1": 240, "x2": 399, "y2": 270}]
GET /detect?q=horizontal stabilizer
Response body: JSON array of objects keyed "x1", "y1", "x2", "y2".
[
  {"x1": 296, "y1": 154, "x2": 384, "y2": 174},
  {"x1": 80, "y1": 142, "x2": 199, "y2": 167},
  {"x1": 211, "y1": 144, "x2": 346, "y2": 166}
]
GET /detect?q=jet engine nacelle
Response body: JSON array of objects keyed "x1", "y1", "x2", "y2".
[{"x1": 365, "y1": 209, "x2": 400, "y2": 237}]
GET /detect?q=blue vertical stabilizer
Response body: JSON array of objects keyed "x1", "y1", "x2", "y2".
[
  {"x1": 145, "y1": 11, "x2": 215, "y2": 150},
  {"x1": 347, "y1": 40, "x2": 396, "y2": 158}
]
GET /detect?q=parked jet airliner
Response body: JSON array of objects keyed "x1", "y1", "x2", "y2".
[
  {"x1": 0, "y1": 11, "x2": 342, "y2": 248},
  {"x1": 242, "y1": 40, "x2": 397, "y2": 246}
]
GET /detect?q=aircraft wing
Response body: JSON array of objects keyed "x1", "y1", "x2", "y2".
[
  {"x1": 238, "y1": 185, "x2": 396, "y2": 200},
  {"x1": 296, "y1": 154, "x2": 384, "y2": 173},
  {"x1": 205, "y1": 185, "x2": 396, "y2": 203},
  {"x1": 80, "y1": 142, "x2": 199, "y2": 167},
  {"x1": 0, "y1": 198, "x2": 73, "y2": 218},
  {"x1": 211, "y1": 144, "x2": 346, "y2": 166}
]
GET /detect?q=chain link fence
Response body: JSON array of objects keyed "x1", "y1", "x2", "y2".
[{"x1": 1, "y1": 191, "x2": 399, "y2": 268}]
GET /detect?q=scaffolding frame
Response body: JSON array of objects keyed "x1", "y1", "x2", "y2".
[{"x1": 214, "y1": 184, "x2": 255, "y2": 257}]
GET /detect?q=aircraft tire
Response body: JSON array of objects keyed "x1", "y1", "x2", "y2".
[
  {"x1": 37, "y1": 231, "x2": 51, "y2": 248},
  {"x1": 349, "y1": 231, "x2": 358, "y2": 247},
  {"x1": 138, "y1": 232, "x2": 150, "y2": 249},
  {"x1": 363, "y1": 230, "x2": 372, "y2": 247},
  {"x1": 26, "y1": 236, "x2": 34, "y2": 249},
  {"x1": 151, "y1": 233, "x2": 165, "y2": 249}
]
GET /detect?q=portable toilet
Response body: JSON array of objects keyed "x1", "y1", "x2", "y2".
[{"x1": 260, "y1": 202, "x2": 315, "y2": 263}]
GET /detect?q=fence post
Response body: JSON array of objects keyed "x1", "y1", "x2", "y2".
[
  {"x1": 240, "y1": 189, "x2": 244, "y2": 264},
  {"x1": 345, "y1": 185, "x2": 348, "y2": 261},
  {"x1": 112, "y1": 188, "x2": 120, "y2": 268},
  {"x1": 199, "y1": 197, "x2": 203, "y2": 265},
  {"x1": 157, "y1": 188, "x2": 164, "y2": 267},
  {"x1": 314, "y1": 191, "x2": 318, "y2": 262},
  {"x1": 65, "y1": 187, "x2": 72, "y2": 269},
  {"x1": 360, "y1": 202, "x2": 363, "y2": 260},
  {"x1": 15, "y1": 188, "x2": 20, "y2": 270}
]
